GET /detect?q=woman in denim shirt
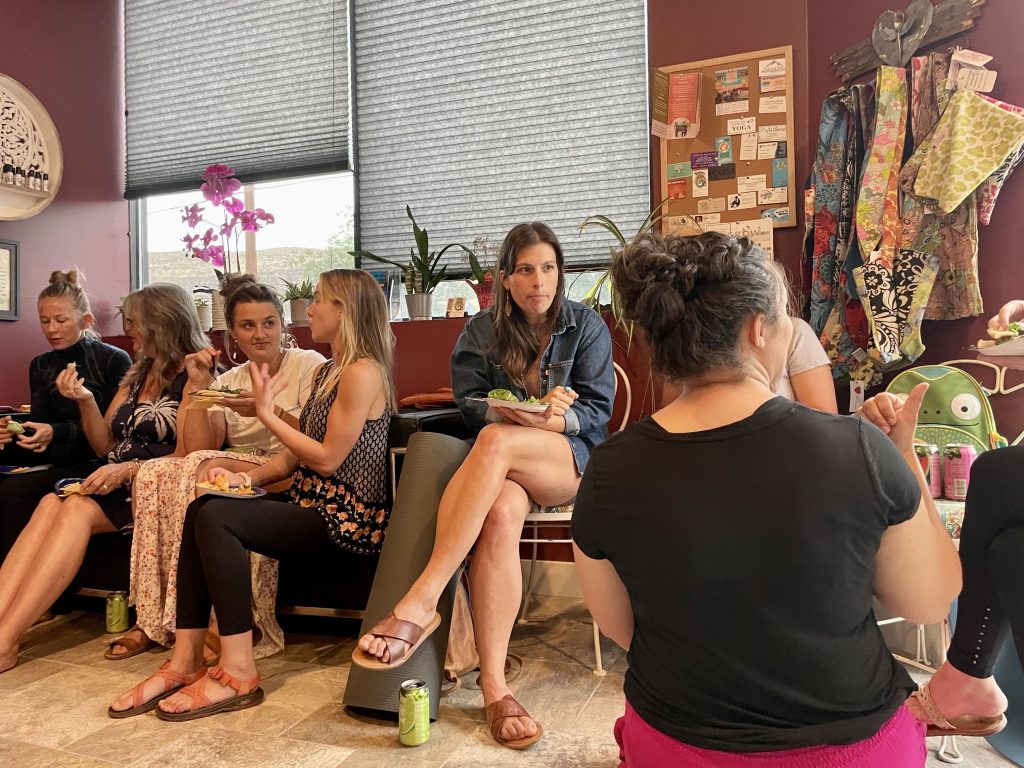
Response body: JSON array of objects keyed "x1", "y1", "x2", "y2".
[{"x1": 355, "y1": 222, "x2": 614, "y2": 749}]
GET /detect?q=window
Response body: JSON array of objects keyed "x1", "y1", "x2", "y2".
[
  {"x1": 140, "y1": 172, "x2": 355, "y2": 323},
  {"x1": 353, "y1": 0, "x2": 650, "y2": 272}
]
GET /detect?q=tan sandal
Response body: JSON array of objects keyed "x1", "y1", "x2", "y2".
[
  {"x1": 107, "y1": 661, "x2": 207, "y2": 719},
  {"x1": 911, "y1": 682, "x2": 1007, "y2": 738},
  {"x1": 351, "y1": 611, "x2": 441, "y2": 670},
  {"x1": 104, "y1": 625, "x2": 157, "y2": 660},
  {"x1": 486, "y1": 694, "x2": 544, "y2": 750},
  {"x1": 155, "y1": 665, "x2": 264, "y2": 722}
]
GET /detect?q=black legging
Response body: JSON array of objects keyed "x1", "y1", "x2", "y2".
[
  {"x1": 177, "y1": 495, "x2": 365, "y2": 635},
  {"x1": 946, "y1": 446, "x2": 1024, "y2": 678}
]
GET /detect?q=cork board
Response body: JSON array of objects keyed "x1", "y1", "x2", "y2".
[{"x1": 654, "y1": 45, "x2": 796, "y2": 239}]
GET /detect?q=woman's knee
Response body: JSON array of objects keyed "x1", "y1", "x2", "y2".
[
  {"x1": 478, "y1": 496, "x2": 530, "y2": 547},
  {"x1": 472, "y1": 423, "x2": 516, "y2": 462}
]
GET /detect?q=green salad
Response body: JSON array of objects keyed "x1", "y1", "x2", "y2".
[{"x1": 487, "y1": 389, "x2": 543, "y2": 405}]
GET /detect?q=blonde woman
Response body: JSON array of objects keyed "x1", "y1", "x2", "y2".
[
  {"x1": 0, "y1": 284, "x2": 207, "y2": 674},
  {"x1": 106, "y1": 275, "x2": 324, "y2": 662},
  {"x1": 111, "y1": 270, "x2": 395, "y2": 720}
]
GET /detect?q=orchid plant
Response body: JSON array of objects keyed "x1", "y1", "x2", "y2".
[{"x1": 181, "y1": 164, "x2": 275, "y2": 282}]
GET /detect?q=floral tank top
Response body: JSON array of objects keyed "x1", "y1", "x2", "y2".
[
  {"x1": 288, "y1": 363, "x2": 391, "y2": 555},
  {"x1": 107, "y1": 370, "x2": 187, "y2": 463}
]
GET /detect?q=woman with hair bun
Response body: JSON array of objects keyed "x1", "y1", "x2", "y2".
[
  {"x1": 0, "y1": 269, "x2": 131, "y2": 555},
  {"x1": 0, "y1": 283, "x2": 206, "y2": 674},
  {"x1": 105, "y1": 274, "x2": 325, "y2": 662},
  {"x1": 572, "y1": 231, "x2": 961, "y2": 766}
]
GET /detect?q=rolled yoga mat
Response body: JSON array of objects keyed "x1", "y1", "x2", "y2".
[{"x1": 342, "y1": 430, "x2": 471, "y2": 719}]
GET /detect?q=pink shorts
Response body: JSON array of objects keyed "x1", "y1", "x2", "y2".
[{"x1": 614, "y1": 701, "x2": 926, "y2": 768}]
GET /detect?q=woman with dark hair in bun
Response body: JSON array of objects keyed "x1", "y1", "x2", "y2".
[
  {"x1": 354, "y1": 222, "x2": 614, "y2": 750},
  {"x1": 572, "y1": 231, "x2": 961, "y2": 766},
  {"x1": 0, "y1": 269, "x2": 131, "y2": 554},
  {"x1": 105, "y1": 275, "x2": 325, "y2": 664}
]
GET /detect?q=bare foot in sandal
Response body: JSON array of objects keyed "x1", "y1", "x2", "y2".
[
  {"x1": 355, "y1": 596, "x2": 440, "y2": 666},
  {"x1": 907, "y1": 662, "x2": 1007, "y2": 737},
  {"x1": 105, "y1": 626, "x2": 156, "y2": 660},
  {"x1": 158, "y1": 659, "x2": 260, "y2": 717}
]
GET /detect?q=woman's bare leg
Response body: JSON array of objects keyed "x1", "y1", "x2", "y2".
[
  {"x1": 0, "y1": 496, "x2": 114, "y2": 671},
  {"x1": 0, "y1": 494, "x2": 64, "y2": 620},
  {"x1": 359, "y1": 423, "x2": 578, "y2": 661},
  {"x1": 471, "y1": 480, "x2": 538, "y2": 741}
]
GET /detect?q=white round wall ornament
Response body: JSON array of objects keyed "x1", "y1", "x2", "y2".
[{"x1": 0, "y1": 73, "x2": 63, "y2": 221}]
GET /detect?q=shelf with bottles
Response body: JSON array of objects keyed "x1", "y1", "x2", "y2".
[{"x1": 0, "y1": 74, "x2": 62, "y2": 221}]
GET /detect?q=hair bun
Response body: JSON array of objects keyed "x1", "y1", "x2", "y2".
[
  {"x1": 219, "y1": 273, "x2": 258, "y2": 300},
  {"x1": 49, "y1": 268, "x2": 83, "y2": 287}
]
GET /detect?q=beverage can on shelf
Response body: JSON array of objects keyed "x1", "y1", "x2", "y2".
[
  {"x1": 943, "y1": 444, "x2": 978, "y2": 501},
  {"x1": 914, "y1": 443, "x2": 942, "y2": 498}
]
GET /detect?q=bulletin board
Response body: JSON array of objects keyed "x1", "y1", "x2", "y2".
[{"x1": 654, "y1": 45, "x2": 796, "y2": 249}]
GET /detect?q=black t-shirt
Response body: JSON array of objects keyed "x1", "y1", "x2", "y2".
[{"x1": 572, "y1": 397, "x2": 921, "y2": 753}]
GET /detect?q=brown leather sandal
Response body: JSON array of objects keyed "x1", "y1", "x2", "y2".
[
  {"x1": 107, "y1": 661, "x2": 207, "y2": 719},
  {"x1": 486, "y1": 693, "x2": 544, "y2": 750},
  {"x1": 104, "y1": 625, "x2": 157, "y2": 660},
  {"x1": 351, "y1": 610, "x2": 442, "y2": 670},
  {"x1": 155, "y1": 665, "x2": 264, "y2": 722},
  {"x1": 911, "y1": 682, "x2": 1007, "y2": 738}
]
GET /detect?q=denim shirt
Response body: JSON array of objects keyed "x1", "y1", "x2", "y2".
[{"x1": 450, "y1": 299, "x2": 614, "y2": 473}]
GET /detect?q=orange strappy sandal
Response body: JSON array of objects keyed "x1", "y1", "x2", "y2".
[
  {"x1": 107, "y1": 661, "x2": 207, "y2": 719},
  {"x1": 154, "y1": 665, "x2": 264, "y2": 722}
]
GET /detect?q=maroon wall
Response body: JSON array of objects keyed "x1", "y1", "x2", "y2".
[
  {"x1": 647, "y1": 0, "x2": 810, "y2": 287},
  {"x1": 0, "y1": 0, "x2": 129, "y2": 405},
  {"x1": 807, "y1": 1, "x2": 1024, "y2": 433}
]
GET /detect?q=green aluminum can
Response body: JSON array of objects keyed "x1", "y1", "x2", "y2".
[
  {"x1": 105, "y1": 591, "x2": 129, "y2": 634},
  {"x1": 398, "y1": 679, "x2": 430, "y2": 746}
]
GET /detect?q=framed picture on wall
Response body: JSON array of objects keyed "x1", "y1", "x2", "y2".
[{"x1": 0, "y1": 239, "x2": 19, "y2": 321}]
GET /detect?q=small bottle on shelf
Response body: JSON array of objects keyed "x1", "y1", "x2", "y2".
[
  {"x1": 1, "y1": 164, "x2": 13, "y2": 185},
  {"x1": 27, "y1": 171, "x2": 38, "y2": 190},
  {"x1": 14, "y1": 167, "x2": 25, "y2": 187},
  {"x1": 42, "y1": 172, "x2": 50, "y2": 192}
]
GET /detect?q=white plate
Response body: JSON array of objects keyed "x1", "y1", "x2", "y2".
[
  {"x1": 195, "y1": 483, "x2": 267, "y2": 499},
  {"x1": 978, "y1": 335, "x2": 1024, "y2": 357},
  {"x1": 467, "y1": 397, "x2": 550, "y2": 413},
  {"x1": 0, "y1": 464, "x2": 53, "y2": 475}
]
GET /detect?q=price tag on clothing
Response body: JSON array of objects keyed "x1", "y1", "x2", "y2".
[{"x1": 849, "y1": 380, "x2": 865, "y2": 413}]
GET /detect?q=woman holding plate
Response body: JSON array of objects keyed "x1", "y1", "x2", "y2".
[
  {"x1": 110, "y1": 269, "x2": 395, "y2": 720},
  {"x1": 0, "y1": 283, "x2": 207, "y2": 674},
  {"x1": 106, "y1": 275, "x2": 324, "y2": 663},
  {"x1": 353, "y1": 222, "x2": 614, "y2": 750}
]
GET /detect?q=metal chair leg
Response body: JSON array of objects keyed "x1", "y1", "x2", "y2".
[
  {"x1": 937, "y1": 735, "x2": 963, "y2": 764},
  {"x1": 592, "y1": 620, "x2": 606, "y2": 676},
  {"x1": 518, "y1": 537, "x2": 539, "y2": 625}
]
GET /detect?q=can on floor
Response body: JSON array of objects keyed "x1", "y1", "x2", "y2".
[
  {"x1": 943, "y1": 444, "x2": 978, "y2": 501},
  {"x1": 105, "y1": 591, "x2": 129, "y2": 634},
  {"x1": 399, "y1": 679, "x2": 430, "y2": 746},
  {"x1": 914, "y1": 444, "x2": 943, "y2": 498}
]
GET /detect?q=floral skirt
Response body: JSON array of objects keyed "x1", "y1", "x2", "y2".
[{"x1": 130, "y1": 450, "x2": 283, "y2": 659}]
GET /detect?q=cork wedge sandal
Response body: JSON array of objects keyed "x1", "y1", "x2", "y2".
[
  {"x1": 911, "y1": 682, "x2": 1007, "y2": 738},
  {"x1": 155, "y1": 665, "x2": 264, "y2": 722}
]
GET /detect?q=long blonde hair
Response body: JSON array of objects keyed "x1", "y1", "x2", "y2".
[
  {"x1": 121, "y1": 283, "x2": 209, "y2": 393},
  {"x1": 315, "y1": 269, "x2": 397, "y2": 413}
]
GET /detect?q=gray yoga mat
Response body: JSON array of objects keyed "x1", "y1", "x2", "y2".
[{"x1": 342, "y1": 430, "x2": 471, "y2": 719}]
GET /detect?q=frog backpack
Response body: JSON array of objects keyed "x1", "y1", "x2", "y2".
[{"x1": 886, "y1": 365, "x2": 1007, "y2": 453}]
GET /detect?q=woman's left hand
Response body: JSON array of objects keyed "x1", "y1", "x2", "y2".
[
  {"x1": 81, "y1": 462, "x2": 132, "y2": 495},
  {"x1": 540, "y1": 385, "x2": 578, "y2": 418},
  {"x1": 220, "y1": 392, "x2": 257, "y2": 417},
  {"x1": 15, "y1": 422, "x2": 53, "y2": 453}
]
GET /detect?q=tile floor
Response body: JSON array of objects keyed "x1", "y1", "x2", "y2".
[{"x1": 0, "y1": 596, "x2": 1015, "y2": 767}]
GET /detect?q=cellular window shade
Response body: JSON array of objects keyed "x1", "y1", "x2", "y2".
[
  {"x1": 124, "y1": 0, "x2": 350, "y2": 199},
  {"x1": 353, "y1": 0, "x2": 649, "y2": 270}
]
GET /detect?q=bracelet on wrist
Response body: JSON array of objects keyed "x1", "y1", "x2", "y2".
[{"x1": 237, "y1": 471, "x2": 253, "y2": 489}]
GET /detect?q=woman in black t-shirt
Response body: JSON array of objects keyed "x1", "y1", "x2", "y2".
[
  {"x1": 0, "y1": 283, "x2": 207, "y2": 675},
  {"x1": 571, "y1": 232, "x2": 961, "y2": 767}
]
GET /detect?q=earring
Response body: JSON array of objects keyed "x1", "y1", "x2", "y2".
[
  {"x1": 224, "y1": 333, "x2": 244, "y2": 365},
  {"x1": 504, "y1": 292, "x2": 512, "y2": 317}
]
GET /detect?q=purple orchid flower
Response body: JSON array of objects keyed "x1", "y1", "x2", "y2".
[
  {"x1": 202, "y1": 164, "x2": 235, "y2": 181},
  {"x1": 181, "y1": 203, "x2": 204, "y2": 228},
  {"x1": 254, "y1": 208, "x2": 275, "y2": 224},
  {"x1": 182, "y1": 233, "x2": 200, "y2": 249},
  {"x1": 201, "y1": 245, "x2": 225, "y2": 267},
  {"x1": 223, "y1": 197, "x2": 244, "y2": 214},
  {"x1": 238, "y1": 210, "x2": 260, "y2": 232},
  {"x1": 200, "y1": 228, "x2": 218, "y2": 247}
]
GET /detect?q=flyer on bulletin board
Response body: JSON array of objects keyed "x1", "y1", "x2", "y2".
[
  {"x1": 651, "y1": 71, "x2": 702, "y2": 139},
  {"x1": 714, "y1": 67, "x2": 749, "y2": 115}
]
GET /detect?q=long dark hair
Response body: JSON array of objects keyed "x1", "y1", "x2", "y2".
[{"x1": 492, "y1": 222, "x2": 566, "y2": 386}]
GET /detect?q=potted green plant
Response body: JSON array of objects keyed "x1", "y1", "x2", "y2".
[
  {"x1": 281, "y1": 277, "x2": 315, "y2": 326},
  {"x1": 193, "y1": 295, "x2": 212, "y2": 332},
  {"x1": 351, "y1": 206, "x2": 473, "y2": 320}
]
